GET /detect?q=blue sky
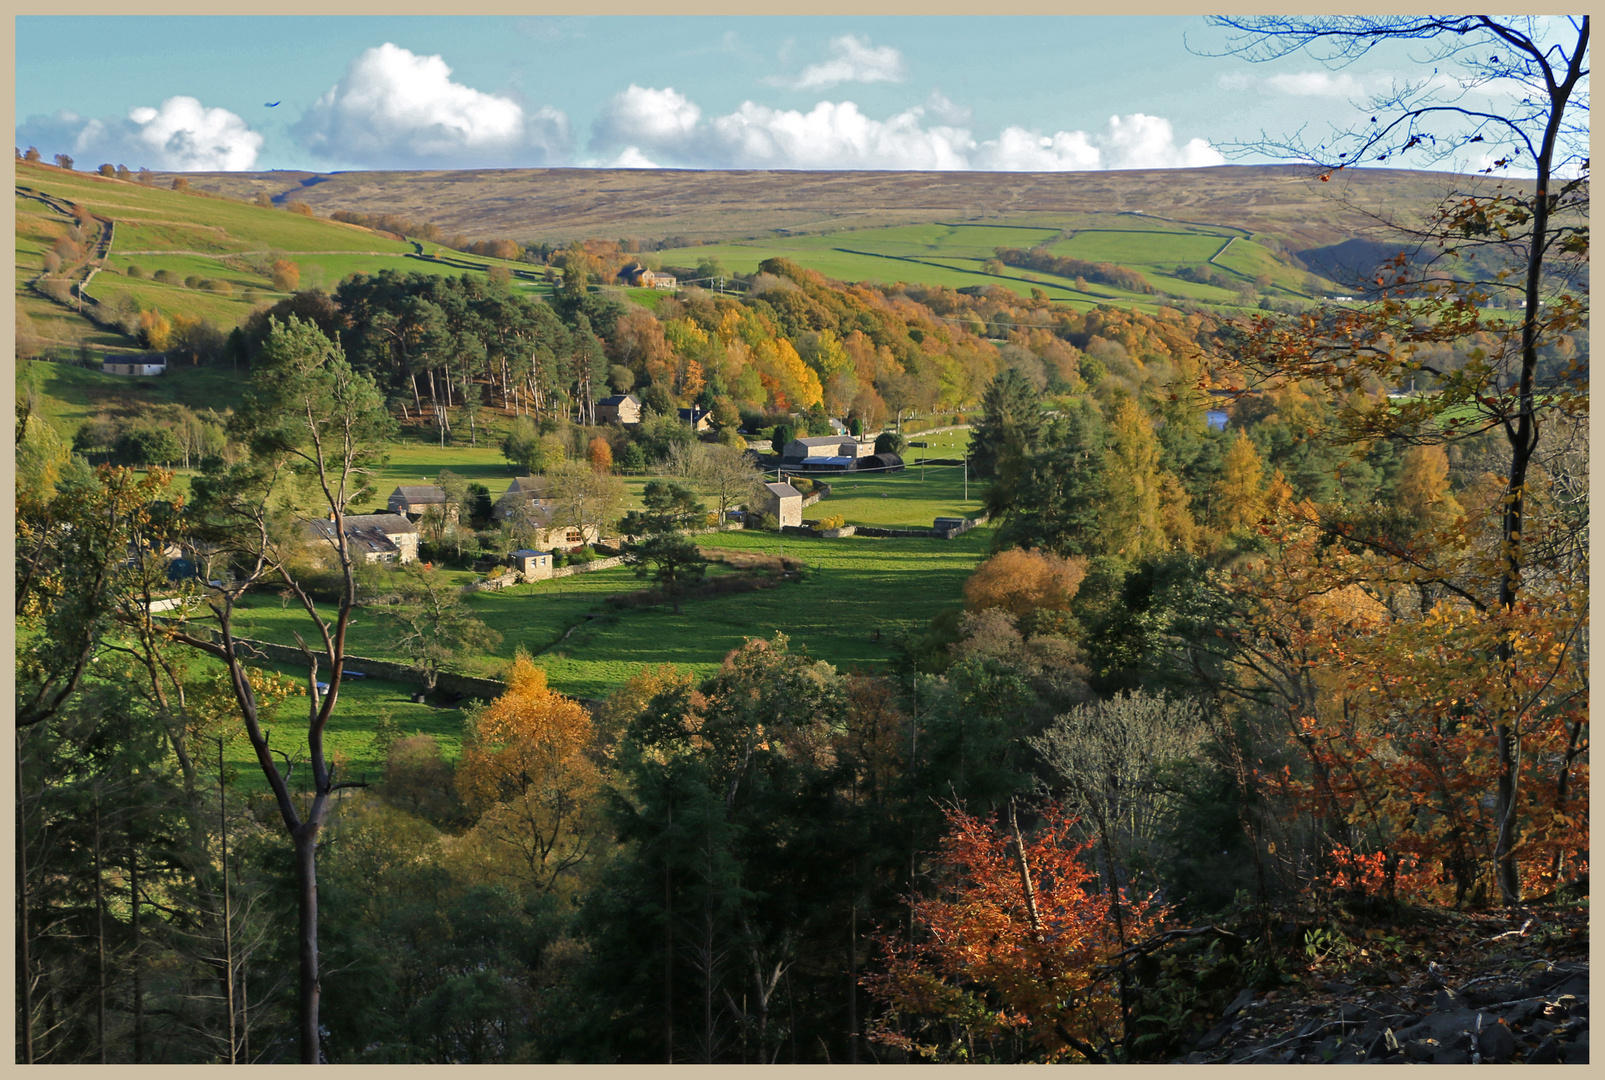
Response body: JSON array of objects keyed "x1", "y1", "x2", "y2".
[{"x1": 14, "y1": 16, "x2": 1561, "y2": 174}]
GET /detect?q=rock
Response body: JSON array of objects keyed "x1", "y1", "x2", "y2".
[
  {"x1": 1195, "y1": 1020, "x2": 1233, "y2": 1051},
  {"x1": 1432, "y1": 1046, "x2": 1472, "y2": 1065},
  {"x1": 1322, "y1": 980, "x2": 1354, "y2": 994},
  {"x1": 1404, "y1": 1038, "x2": 1439, "y2": 1062},
  {"x1": 1477, "y1": 1020, "x2": 1517, "y2": 1062},
  {"x1": 1222, "y1": 987, "x2": 1256, "y2": 1019},
  {"x1": 1526, "y1": 1037, "x2": 1562, "y2": 1064},
  {"x1": 1432, "y1": 989, "x2": 1464, "y2": 1012}
]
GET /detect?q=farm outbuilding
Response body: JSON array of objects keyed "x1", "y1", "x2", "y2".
[
  {"x1": 757, "y1": 482, "x2": 804, "y2": 528},
  {"x1": 596, "y1": 393, "x2": 642, "y2": 425},
  {"x1": 303, "y1": 513, "x2": 420, "y2": 564},
  {"x1": 510, "y1": 549, "x2": 554, "y2": 582},
  {"x1": 103, "y1": 359, "x2": 166, "y2": 376},
  {"x1": 388, "y1": 484, "x2": 457, "y2": 520}
]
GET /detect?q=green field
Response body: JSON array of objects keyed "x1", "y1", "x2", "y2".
[
  {"x1": 660, "y1": 212, "x2": 1334, "y2": 310},
  {"x1": 229, "y1": 523, "x2": 989, "y2": 706},
  {"x1": 16, "y1": 161, "x2": 540, "y2": 358}
]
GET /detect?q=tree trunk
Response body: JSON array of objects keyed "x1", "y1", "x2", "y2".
[
  {"x1": 94, "y1": 796, "x2": 106, "y2": 1063},
  {"x1": 17, "y1": 738, "x2": 35, "y2": 1064},
  {"x1": 128, "y1": 821, "x2": 144, "y2": 1064},
  {"x1": 664, "y1": 798, "x2": 674, "y2": 1064},
  {"x1": 293, "y1": 824, "x2": 321, "y2": 1063}
]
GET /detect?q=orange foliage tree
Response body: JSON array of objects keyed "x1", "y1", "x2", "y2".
[
  {"x1": 864, "y1": 803, "x2": 1163, "y2": 1063},
  {"x1": 962, "y1": 547, "x2": 1087, "y2": 635},
  {"x1": 587, "y1": 435, "x2": 614, "y2": 474},
  {"x1": 456, "y1": 653, "x2": 602, "y2": 894}
]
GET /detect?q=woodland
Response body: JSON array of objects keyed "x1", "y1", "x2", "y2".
[{"x1": 15, "y1": 15, "x2": 1589, "y2": 1066}]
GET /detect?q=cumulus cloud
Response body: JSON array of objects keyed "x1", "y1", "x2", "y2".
[
  {"x1": 592, "y1": 85, "x2": 701, "y2": 149},
  {"x1": 295, "y1": 43, "x2": 570, "y2": 168},
  {"x1": 767, "y1": 35, "x2": 908, "y2": 91},
  {"x1": 590, "y1": 88, "x2": 1223, "y2": 172},
  {"x1": 17, "y1": 96, "x2": 263, "y2": 171}
]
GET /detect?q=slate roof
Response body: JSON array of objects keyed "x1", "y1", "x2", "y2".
[
  {"x1": 598, "y1": 393, "x2": 639, "y2": 407},
  {"x1": 391, "y1": 484, "x2": 448, "y2": 504},
  {"x1": 764, "y1": 482, "x2": 802, "y2": 499},
  {"x1": 304, "y1": 513, "x2": 418, "y2": 555}
]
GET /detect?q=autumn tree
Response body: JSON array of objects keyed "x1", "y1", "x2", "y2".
[
  {"x1": 456, "y1": 653, "x2": 603, "y2": 894},
  {"x1": 1213, "y1": 429, "x2": 1268, "y2": 531},
  {"x1": 587, "y1": 435, "x2": 614, "y2": 474},
  {"x1": 271, "y1": 259, "x2": 301, "y2": 292},
  {"x1": 864, "y1": 803, "x2": 1164, "y2": 1063},
  {"x1": 1098, "y1": 397, "x2": 1166, "y2": 560},
  {"x1": 964, "y1": 548, "x2": 1088, "y2": 631},
  {"x1": 1205, "y1": 16, "x2": 1589, "y2": 903}
]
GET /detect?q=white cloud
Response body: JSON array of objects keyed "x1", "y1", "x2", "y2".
[
  {"x1": 1219, "y1": 69, "x2": 1399, "y2": 99},
  {"x1": 768, "y1": 35, "x2": 908, "y2": 91},
  {"x1": 973, "y1": 127, "x2": 1101, "y2": 171},
  {"x1": 18, "y1": 96, "x2": 264, "y2": 171},
  {"x1": 591, "y1": 88, "x2": 1223, "y2": 173},
  {"x1": 1096, "y1": 113, "x2": 1226, "y2": 169},
  {"x1": 608, "y1": 146, "x2": 662, "y2": 169},
  {"x1": 295, "y1": 43, "x2": 570, "y2": 168},
  {"x1": 592, "y1": 85, "x2": 702, "y2": 149},
  {"x1": 925, "y1": 90, "x2": 972, "y2": 125}
]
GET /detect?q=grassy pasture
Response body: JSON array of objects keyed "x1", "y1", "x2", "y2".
[{"x1": 1046, "y1": 230, "x2": 1229, "y2": 266}]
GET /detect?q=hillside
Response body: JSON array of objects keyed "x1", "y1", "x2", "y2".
[{"x1": 162, "y1": 163, "x2": 1512, "y2": 254}]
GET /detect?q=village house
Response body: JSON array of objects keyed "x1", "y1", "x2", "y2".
[
  {"x1": 303, "y1": 513, "x2": 420, "y2": 564},
  {"x1": 387, "y1": 484, "x2": 458, "y2": 520},
  {"x1": 618, "y1": 263, "x2": 678, "y2": 290},
  {"x1": 103, "y1": 358, "x2": 167, "y2": 376},
  {"x1": 756, "y1": 481, "x2": 804, "y2": 528},
  {"x1": 678, "y1": 405, "x2": 713, "y2": 433},
  {"x1": 596, "y1": 393, "x2": 643, "y2": 426},
  {"x1": 493, "y1": 477, "x2": 599, "y2": 550},
  {"x1": 780, "y1": 435, "x2": 876, "y2": 472}
]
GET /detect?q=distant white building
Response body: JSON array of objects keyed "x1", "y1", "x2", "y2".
[{"x1": 104, "y1": 359, "x2": 166, "y2": 376}]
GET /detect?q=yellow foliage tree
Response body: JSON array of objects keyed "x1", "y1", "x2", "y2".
[
  {"x1": 138, "y1": 307, "x2": 172, "y2": 351},
  {"x1": 1396, "y1": 443, "x2": 1464, "y2": 525},
  {"x1": 587, "y1": 436, "x2": 614, "y2": 474},
  {"x1": 1214, "y1": 430, "x2": 1268, "y2": 531},
  {"x1": 456, "y1": 653, "x2": 602, "y2": 894},
  {"x1": 271, "y1": 258, "x2": 300, "y2": 292},
  {"x1": 1098, "y1": 397, "x2": 1164, "y2": 559}
]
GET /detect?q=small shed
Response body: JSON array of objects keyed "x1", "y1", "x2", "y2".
[
  {"x1": 510, "y1": 549, "x2": 554, "y2": 583},
  {"x1": 758, "y1": 482, "x2": 804, "y2": 528},
  {"x1": 103, "y1": 359, "x2": 167, "y2": 377}
]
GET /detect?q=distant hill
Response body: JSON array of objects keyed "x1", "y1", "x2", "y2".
[{"x1": 158, "y1": 164, "x2": 1520, "y2": 253}]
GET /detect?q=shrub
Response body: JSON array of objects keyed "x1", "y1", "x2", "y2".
[
  {"x1": 816, "y1": 514, "x2": 847, "y2": 530},
  {"x1": 184, "y1": 275, "x2": 202, "y2": 289},
  {"x1": 153, "y1": 269, "x2": 176, "y2": 285},
  {"x1": 750, "y1": 512, "x2": 778, "y2": 532},
  {"x1": 125, "y1": 263, "x2": 143, "y2": 278},
  {"x1": 202, "y1": 278, "x2": 233, "y2": 296}
]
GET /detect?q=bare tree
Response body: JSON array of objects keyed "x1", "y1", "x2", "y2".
[{"x1": 160, "y1": 316, "x2": 393, "y2": 1060}]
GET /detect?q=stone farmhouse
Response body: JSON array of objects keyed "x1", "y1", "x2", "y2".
[
  {"x1": 757, "y1": 482, "x2": 804, "y2": 528},
  {"x1": 780, "y1": 435, "x2": 876, "y2": 472},
  {"x1": 387, "y1": 484, "x2": 457, "y2": 520},
  {"x1": 618, "y1": 263, "x2": 678, "y2": 290},
  {"x1": 303, "y1": 513, "x2": 420, "y2": 564},
  {"x1": 493, "y1": 477, "x2": 599, "y2": 550},
  {"x1": 596, "y1": 393, "x2": 643, "y2": 426}
]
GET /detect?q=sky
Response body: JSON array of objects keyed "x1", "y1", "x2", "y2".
[{"x1": 14, "y1": 16, "x2": 1576, "y2": 175}]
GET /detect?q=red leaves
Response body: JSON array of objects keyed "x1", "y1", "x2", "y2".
[{"x1": 864, "y1": 804, "x2": 1165, "y2": 1062}]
